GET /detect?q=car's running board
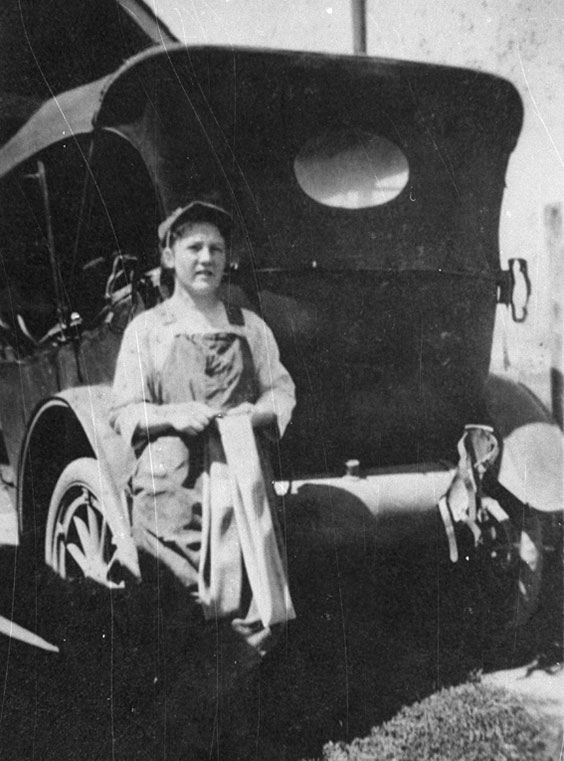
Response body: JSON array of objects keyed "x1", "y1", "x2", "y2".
[{"x1": 0, "y1": 614, "x2": 59, "y2": 653}]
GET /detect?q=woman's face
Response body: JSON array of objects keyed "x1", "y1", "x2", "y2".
[{"x1": 164, "y1": 221, "x2": 227, "y2": 300}]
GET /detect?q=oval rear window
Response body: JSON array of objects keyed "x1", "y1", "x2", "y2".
[{"x1": 294, "y1": 130, "x2": 409, "y2": 209}]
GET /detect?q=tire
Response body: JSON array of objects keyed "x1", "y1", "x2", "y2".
[{"x1": 45, "y1": 457, "x2": 125, "y2": 589}]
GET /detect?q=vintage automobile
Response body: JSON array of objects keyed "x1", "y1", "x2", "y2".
[{"x1": 0, "y1": 45, "x2": 560, "y2": 626}]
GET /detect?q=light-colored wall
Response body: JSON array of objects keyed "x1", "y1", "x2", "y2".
[
  {"x1": 151, "y1": 0, "x2": 353, "y2": 52},
  {"x1": 153, "y1": 0, "x2": 562, "y2": 401},
  {"x1": 364, "y1": 0, "x2": 563, "y2": 398}
]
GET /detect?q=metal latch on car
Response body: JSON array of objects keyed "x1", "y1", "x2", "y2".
[{"x1": 497, "y1": 258, "x2": 531, "y2": 323}]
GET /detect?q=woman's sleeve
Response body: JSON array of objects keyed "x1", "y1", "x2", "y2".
[
  {"x1": 246, "y1": 312, "x2": 296, "y2": 437},
  {"x1": 109, "y1": 317, "x2": 161, "y2": 447}
]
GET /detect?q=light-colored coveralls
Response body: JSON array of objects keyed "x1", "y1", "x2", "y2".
[{"x1": 110, "y1": 298, "x2": 296, "y2": 756}]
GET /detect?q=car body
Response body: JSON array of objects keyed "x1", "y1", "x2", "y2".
[{"x1": 0, "y1": 45, "x2": 560, "y2": 614}]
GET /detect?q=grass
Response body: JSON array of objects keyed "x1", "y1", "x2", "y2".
[{"x1": 317, "y1": 682, "x2": 556, "y2": 761}]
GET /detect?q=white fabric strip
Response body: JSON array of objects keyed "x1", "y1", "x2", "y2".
[
  {"x1": 216, "y1": 413, "x2": 296, "y2": 627},
  {"x1": 438, "y1": 496, "x2": 459, "y2": 563}
]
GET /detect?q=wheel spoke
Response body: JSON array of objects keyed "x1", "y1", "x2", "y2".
[
  {"x1": 66, "y1": 542, "x2": 90, "y2": 575},
  {"x1": 72, "y1": 515, "x2": 97, "y2": 559},
  {"x1": 86, "y1": 500, "x2": 102, "y2": 549},
  {"x1": 67, "y1": 531, "x2": 124, "y2": 588},
  {"x1": 99, "y1": 511, "x2": 108, "y2": 552}
]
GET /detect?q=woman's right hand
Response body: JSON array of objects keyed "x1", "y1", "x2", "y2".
[{"x1": 160, "y1": 402, "x2": 217, "y2": 437}]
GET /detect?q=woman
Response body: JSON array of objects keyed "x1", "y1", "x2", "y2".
[{"x1": 109, "y1": 199, "x2": 296, "y2": 756}]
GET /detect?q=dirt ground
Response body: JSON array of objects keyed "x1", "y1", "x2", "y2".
[
  {"x1": 0, "y1": 513, "x2": 560, "y2": 761},
  {"x1": 483, "y1": 665, "x2": 563, "y2": 761}
]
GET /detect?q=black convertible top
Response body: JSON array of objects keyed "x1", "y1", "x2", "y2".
[{"x1": 0, "y1": 45, "x2": 522, "y2": 275}]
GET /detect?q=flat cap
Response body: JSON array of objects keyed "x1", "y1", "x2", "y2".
[{"x1": 158, "y1": 200, "x2": 232, "y2": 245}]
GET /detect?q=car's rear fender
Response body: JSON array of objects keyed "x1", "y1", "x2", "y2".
[
  {"x1": 485, "y1": 373, "x2": 563, "y2": 513},
  {"x1": 17, "y1": 384, "x2": 139, "y2": 578}
]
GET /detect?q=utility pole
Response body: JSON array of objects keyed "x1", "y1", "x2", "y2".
[{"x1": 351, "y1": 0, "x2": 367, "y2": 55}]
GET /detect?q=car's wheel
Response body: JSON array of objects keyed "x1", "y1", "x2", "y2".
[{"x1": 45, "y1": 457, "x2": 125, "y2": 589}]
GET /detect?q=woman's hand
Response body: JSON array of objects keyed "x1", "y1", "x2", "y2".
[{"x1": 161, "y1": 402, "x2": 217, "y2": 436}]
